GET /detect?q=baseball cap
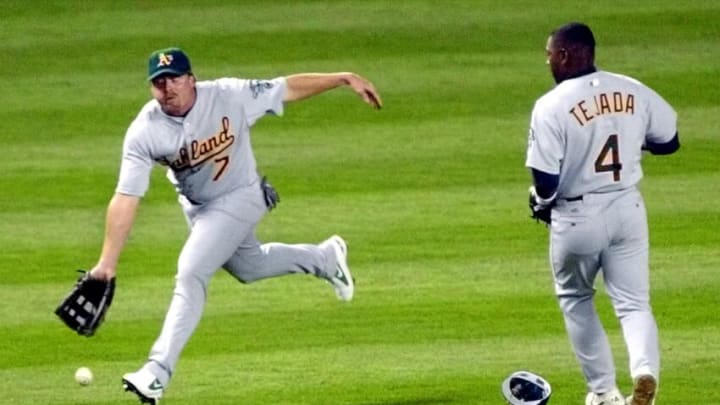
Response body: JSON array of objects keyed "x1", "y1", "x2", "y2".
[{"x1": 147, "y1": 47, "x2": 192, "y2": 81}]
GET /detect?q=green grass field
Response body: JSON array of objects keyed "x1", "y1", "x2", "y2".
[{"x1": 1, "y1": 1, "x2": 719, "y2": 404}]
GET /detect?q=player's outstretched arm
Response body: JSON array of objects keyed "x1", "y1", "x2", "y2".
[
  {"x1": 284, "y1": 72, "x2": 382, "y2": 109},
  {"x1": 89, "y1": 193, "x2": 140, "y2": 281}
]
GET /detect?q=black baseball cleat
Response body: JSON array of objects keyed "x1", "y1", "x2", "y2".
[{"x1": 122, "y1": 369, "x2": 164, "y2": 404}]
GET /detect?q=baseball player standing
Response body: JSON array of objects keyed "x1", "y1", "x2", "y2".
[
  {"x1": 526, "y1": 23, "x2": 679, "y2": 405},
  {"x1": 87, "y1": 47, "x2": 382, "y2": 404}
]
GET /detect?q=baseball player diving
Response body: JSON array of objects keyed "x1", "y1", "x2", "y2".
[
  {"x1": 526, "y1": 23, "x2": 679, "y2": 405},
  {"x1": 87, "y1": 47, "x2": 382, "y2": 404}
]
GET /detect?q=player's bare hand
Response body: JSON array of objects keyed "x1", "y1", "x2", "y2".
[
  {"x1": 345, "y1": 73, "x2": 382, "y2": 109},
  {"x1": 89, "y1": 263, "x2": 116, "y2": 281}
]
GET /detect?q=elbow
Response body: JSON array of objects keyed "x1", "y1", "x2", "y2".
[{"x1": 645, "y1": 133, "x2": 680, "y2": 155}]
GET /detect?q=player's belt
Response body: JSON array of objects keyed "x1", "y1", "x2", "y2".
[{"x1": 563, "y1": 195, "x2": 583, "y2": 202}]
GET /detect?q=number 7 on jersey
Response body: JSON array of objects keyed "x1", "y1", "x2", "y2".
[{"x1": 213, "y1": 155, "x2": 230, "y2": 181}]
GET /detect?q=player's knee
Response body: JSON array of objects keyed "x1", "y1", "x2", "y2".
[
  {"x1": 557, "y1": 290, "x2": 595, "y2": 314},
  {"x1": 174, "y1": 270, "x2": 211, "y2": 297},
  {"x1": 224, "y1": 255, "x2": 265, "y2": 284},
  {"x1": 228, "y1": 271, "x2": 256, "y2": 284},
  {"x1": 614, "y1": 300, "x2": 652, "y2": 318},
  {"x1": 226, "y1": 268, "x2": 260, "y2": 284}
]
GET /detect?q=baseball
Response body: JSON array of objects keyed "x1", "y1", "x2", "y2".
[{"x1": 74, "y1": 367, "x2": 93, "y2": 386}]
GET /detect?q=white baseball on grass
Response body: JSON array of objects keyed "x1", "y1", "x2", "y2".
[{"x1": 74, "y1": 367, "x2": 93, "y2": 386}]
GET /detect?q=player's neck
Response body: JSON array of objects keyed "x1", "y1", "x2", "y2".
[{"x1": 565, "y1": 65, "x2": 597, "y2": 81}]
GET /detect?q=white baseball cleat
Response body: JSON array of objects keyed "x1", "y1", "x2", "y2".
[
  {"x1": 626, "y1": 374, "x2": 657, "y2": 405},
  {"x1": 585, "y1": 387, "x2": 625, "y2": 405},
  {"x1": 122, "y1": 369, "x2": 164, "y2": 404},
  {"x1": 322, "y1": 235, "x2": 354, "y2": 301}
]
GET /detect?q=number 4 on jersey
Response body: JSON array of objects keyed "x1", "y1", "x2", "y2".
[{"x1": 594, "y1": 134, "x2": 623, "y2": 181}]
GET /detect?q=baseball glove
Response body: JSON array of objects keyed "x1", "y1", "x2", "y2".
[
  {"x1": 528, "y1": 186, "x2": 555, "y2": 226},
  {"x1": 55, "y1": 270, "x2": 115, "y2": 337},
  {"x1": 261, "y1": 176, "x2": 280, "y2": 211}
]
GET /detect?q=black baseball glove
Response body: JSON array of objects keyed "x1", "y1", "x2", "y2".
[
  {"x1": 528, "y1": 186, "x2": 555, "y2": 226},
  {"x1": 55, "y1": 270, "x2": 115, "y2": 337},
  {"x1": 261, "y1": 176, "x2": 280, "y2": 211}
]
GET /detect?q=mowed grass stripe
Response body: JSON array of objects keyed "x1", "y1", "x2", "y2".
[{"x1": 2, "y1": 175, "x2": 717, "y2": 272}]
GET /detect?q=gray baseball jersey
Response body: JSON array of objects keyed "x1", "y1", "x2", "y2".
[
  {"x1": 526, "y1": 70, "x2": 676, "y2": 394},
  {"x1": 526, "y1": 70, "x2": 677, "y2": 198},
  {"x1": 116, "y1": 77, "x2": 285, "y2": 202}
]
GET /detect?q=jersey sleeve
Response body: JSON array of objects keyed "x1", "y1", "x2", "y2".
[
  {"x1": 525, "y1": 99, "x2": 564, "y2": 175},
  {"x1": 224, "y1": 77, "x2": 287, "y2": 127},
  {"x1": 115, "y1": 126, "x2": 153, "y2": 197},
  {"x1": 643, "y1": 85, "x2": 677, "y2": 144}
]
